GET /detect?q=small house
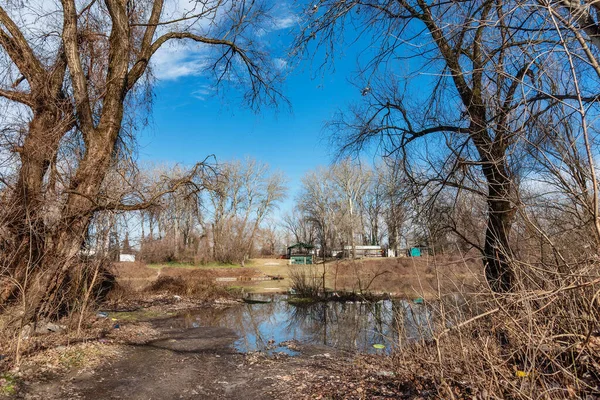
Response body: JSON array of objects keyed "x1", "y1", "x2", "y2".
[
  {"x1": 408, "y1": 247, "x2": 421, "y2": 257},
  {"x1": 287, "y1": 243, "x2": 315, "y2": 265},
  {"x1": 407, "y1": 246, "x2": 431, "y2": 257}
]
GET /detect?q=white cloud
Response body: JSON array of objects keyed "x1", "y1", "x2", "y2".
[
  {"x1": 162, "y1": 0, "x2": 221, "y2": 29},
  {"x1": 151, "y1": 42, "x2": 210, "y2": 81},
  {"x1": 148, "y1": 0, "x2": 228, "y2": 81},
  {"x1": 149, "y1": 2, "x2": 297, "y2": 81},
  {"x1": 254, "y1": 13, "x2": 297, "y2": 37},
  {"x1": 273, "y1": 58, "x2": 288, "y2": 71},
  {"x1": 272, "y1": 15, "x2": 298, "y2": 30},
  {"x1": 191, "y1": 85, "x2": 216, "y2": 101}
]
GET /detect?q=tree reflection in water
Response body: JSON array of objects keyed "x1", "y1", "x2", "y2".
[{"x1": 178, "y1": 296, "x2": 433, "y2": 354}]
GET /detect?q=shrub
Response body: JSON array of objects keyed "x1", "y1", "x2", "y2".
[
  {"x1": 390, "y1": 258, "x2": 600, "y2": 399},
  {"x1": 147, "y1": 276, "x2": 230, "y2": 300},
  {"x1": 289, "y1": 265, "x2": 322, "y2": 298}
]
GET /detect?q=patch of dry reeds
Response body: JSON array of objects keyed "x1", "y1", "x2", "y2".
[{"x1": 392, "y1": 255, "x2": 600, "y2": 399}]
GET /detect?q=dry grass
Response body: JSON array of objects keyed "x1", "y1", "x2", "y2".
[
  {"x1": 386, "y1": 257, "x2": 600, "y2": 399},
  {"x1": 327, "y1": 255, "x2": 481, "y2": 298},
  {"x1": 1, "y1": 253, "x2": 597, "y2": 399},
  {"x1": 160, "y1": 266, "x2": 258, "y2": 280},
  {"x1": 146, "y1": 275, "x2": 232, "y2": 300},
  {"x1": 109, "y1": 261, "x2": 259, "y2": 293},
  {"x1": 147, "y1": 261, "x2": 246, "y2": 270},
  {"x1": 243, "y1": 256, "x2": 481, "y2": 296},
  {"x1": 289, "y1": 265, "x2": 323, "y2": 298},
  {"x1": 111, "y1": 257, "x2": 481, "y2": 298}
]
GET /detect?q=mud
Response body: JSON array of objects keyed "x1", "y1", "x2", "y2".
[{"x1": 17, "y1": 316, "x2": 352, "y2": 399}]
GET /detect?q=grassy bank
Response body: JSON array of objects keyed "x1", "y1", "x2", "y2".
[
  {"x1": 113, "y1": 256, "x2": 481, "y2": 297},
  {"x1": 147, "y1": 261, "x2": 247, "y2": 270}
]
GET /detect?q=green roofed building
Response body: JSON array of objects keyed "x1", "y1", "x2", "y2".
[{"x1": 287, "y1": 243, "x2": 315, "y2": 265}]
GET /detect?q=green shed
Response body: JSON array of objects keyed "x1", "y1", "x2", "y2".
[
  {"x1": 409, "y1": 247, "x2": 421, "y2": 257},
  {"x1": 287, "y1": 243, "x2": 315, "y2": 265}
]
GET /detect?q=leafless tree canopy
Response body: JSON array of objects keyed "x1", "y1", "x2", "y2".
[
  {"x1": 292, "y1": 159, "x2": 412, "y2": 256},
  {"x1": 295, "y1": 0, "x2": 600, "y2": 292},
  {"x1": 0, "y1": 0, "x2": 282, "y2": 323},
  {"x1": 123, "y1": 159, "x2": 287, "y2": 265},
  {"x1": 288, "y1": 5, "x2": 600, "y2": 394}
]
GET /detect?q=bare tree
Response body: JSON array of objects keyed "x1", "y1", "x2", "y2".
[
  {"x1": 256, "y1": 219, "x2": 284, "y2": 256},
  {"x1": 380, "y1": 157, "x2": 409, "y2": 256},
  {"x1": 205, "y1": 158, "x2": 286, "y2": 264},
  {"x1": 362, "y1": 166, "x2": 385, "y2": 247},
  {"x1": 298, "y1": 167, "x2": 338, "y2": 293},
  {"x1": 294, "y1": 0, "x2": 594, "y2": 292},
  {"x1": 0, "y1": 0, "x2": 281, "y2": 321},
  {"x1": 137, "y1": 164, "x2": 205, "y2": 262},
  {"x1": 330, "y1": 159, "x2": 371, "y2": 258},
  {"x1": 282, "y1": 209, "x2": 318, "y2": 246},
  {"x1": 239, "y1": 165, "x2": 287, "y2": 265}
]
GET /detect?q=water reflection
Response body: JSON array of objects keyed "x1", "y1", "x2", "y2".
[{"x1": 176, "y1": 296, "x2": 433, "y2": 354}]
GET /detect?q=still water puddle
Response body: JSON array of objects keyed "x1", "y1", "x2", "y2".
[{"x1": 174, "y1": 295, "x2": 433, "y2": 355}]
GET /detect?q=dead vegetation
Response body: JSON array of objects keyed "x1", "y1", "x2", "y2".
[
  {"x1": 289, "y1": 265, "x2": 323, "y2": 298},
  {"x1": 265, "y1": 353, "x2": 418, "y2": 400},
  {"x1": 283, "y1": 256, "x2": 600, "y2": 398},
  {"x1": 330, "y1": 256, "x2": 481, "y2": 297},
  {"x1": 0, "y1": 260, "x2": 246, "y2": 379},
  {"x1": 146, "y1": 275, "x2": 233, "y2": 300},
  {"x1": 108, "y1": 261, "x2": 257, "y2": 296},
  {"x1": 383, "y1": 260, "x2": 600, "y2": 399},
  {"x1": 0, "y1": 307, "x2": 160, "y2": 376},
  {"x1": 0, "y1": 254, "x2": 598, "y2": 399}
]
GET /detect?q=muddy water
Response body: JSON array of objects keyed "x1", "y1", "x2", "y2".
[{"x1": 169, "y1": 295, "x2": 433, "y2": 355}]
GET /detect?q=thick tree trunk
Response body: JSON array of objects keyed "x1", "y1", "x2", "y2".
[
  {"x1": 484, "y1": 202, "x2": 514, "y2": 292},
  {"x1": 1, "y1": 111, "x2": 68, "y2": 303},
  {"x1": 35, "y1": 220, "x2": 92, "y2": 319},
  {"x1": 482, "y1": 159, "x2": 515, "y2": 292},
  {"x1": 27, "y1": 128, "x2": 117, "y2": 320},
  {"x1": 469, "y1": 106, "x2": 516, "y2": 293}
]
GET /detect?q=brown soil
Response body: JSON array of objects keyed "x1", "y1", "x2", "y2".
[{"x1": 15, "y1": 311, "x2": 413, "y2": 400}]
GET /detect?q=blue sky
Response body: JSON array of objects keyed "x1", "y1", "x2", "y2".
[{"x1": 137, "y1": 20, "x2": 369, "y2": 213}]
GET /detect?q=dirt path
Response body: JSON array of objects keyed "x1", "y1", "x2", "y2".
[{"x1": 17, "y1": 318, "x2": 355, "y2": 400}]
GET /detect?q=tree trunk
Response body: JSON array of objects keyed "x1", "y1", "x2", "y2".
[
  {"x1": 322, "y1": 239, "x2": 327, "y2": 296},
  {"x1": 28, "y1": 127, "x2": 117, "y2": 320},
  {"x1": 483, "y1": 179, "x2": 515, "y2": 293},
  {"x1": 140, "y1": 211, "x2": 145, "y2": 241},
  {"x1": 481, "y1": 152, "x2": 515, "y2": 292},
  {"x1": 349, "y1": 198, "x2": 356, "y2": 259},
  {"x1": 1, "y1": 111, "x2": 69, "y2": 303},
  {"x1": 470, "y1": 103, "x2": 516, "y2": 292},
  {"x1": 149, "y1": 213, "x2": 154, "y2": 240},
  {"x1": 174, "y1": 215, "x2": 180, "y2": 260},
  {"x1": 35, "y1": 220, "x2": 92, "y2": 318}
]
